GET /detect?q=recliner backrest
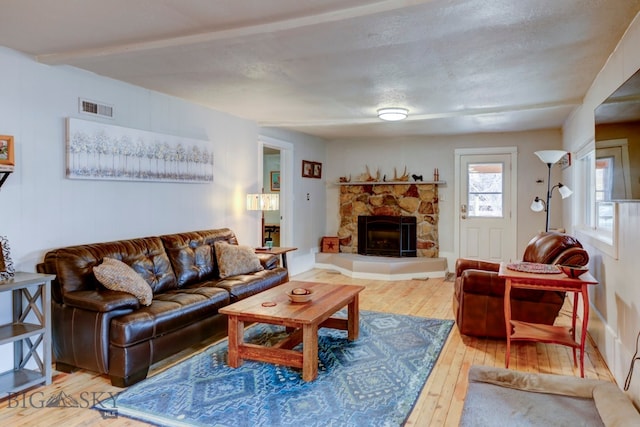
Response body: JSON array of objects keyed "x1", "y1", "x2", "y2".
[{"x1": 522, "y1": 232, "x2": 589, "y2": 266}]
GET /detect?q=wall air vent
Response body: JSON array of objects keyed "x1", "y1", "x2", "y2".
[{"x1": 79, "y1": 98, "x2": 114, "y2": 119}]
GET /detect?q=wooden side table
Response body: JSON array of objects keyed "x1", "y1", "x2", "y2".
[
  {"x1": 0, "y1": 272, "x2": 56, "y2": 394},
  {"x1": 498, "y1": 263, "x2": 598, "y2": 377},
  {"x1": 255, "y1": 246, "x2": 297, "y2": 269}
]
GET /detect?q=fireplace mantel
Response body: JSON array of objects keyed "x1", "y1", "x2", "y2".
[{"x1": 335, "y1": 180, "x2": 445, "y2": 186}]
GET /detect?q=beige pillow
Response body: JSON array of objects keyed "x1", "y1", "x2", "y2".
[
  {"x1": 214, "y1": 241, "x2": 264, "y2": 279},
  {"x1": 94, "y1": 257, "x2": 153, "y2": 306}
]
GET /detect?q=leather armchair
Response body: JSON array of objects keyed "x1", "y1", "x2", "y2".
[{"x1": 453, "y1": 232, "x2": 589, "y2": 338}]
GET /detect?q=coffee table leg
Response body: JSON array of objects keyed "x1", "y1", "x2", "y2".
[
  {"x1": 302, "y1": 324, "x2": 318, "y2": 381},
  {"x1": 227, "y1": 315, "x2": 244, "y2": 368},
  {"x1": 347, "y1": 295, "x2": 360, "y2": 341}
]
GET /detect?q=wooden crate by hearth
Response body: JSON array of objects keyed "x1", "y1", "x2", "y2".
[{"x1": 322, "y1": 236, "x2": 339, "y2": 253}]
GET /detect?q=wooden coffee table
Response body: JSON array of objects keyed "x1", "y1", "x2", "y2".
[{"x1": 219, "y1": 281, "x2": 365, "y2": 381}]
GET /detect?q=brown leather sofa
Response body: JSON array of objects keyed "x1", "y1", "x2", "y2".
[
  {"x1": 453, "y1": 232, "x2": 589, "y2": 338},
  {"x1": 37, "y1": 228, "x2": 289, "y2": 387}
]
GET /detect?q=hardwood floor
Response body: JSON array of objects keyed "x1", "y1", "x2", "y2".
[{"x1": 0, "y1": 269, "x2": 614, "y2": 426}]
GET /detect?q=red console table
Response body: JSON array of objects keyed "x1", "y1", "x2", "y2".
[{"x1": 498, "y1": 262, "x2": 598, "y2": 377}]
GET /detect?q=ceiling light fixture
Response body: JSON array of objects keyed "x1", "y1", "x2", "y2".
[{"x1": 377, "y1": 108, "x2": 408, "y2": 121}]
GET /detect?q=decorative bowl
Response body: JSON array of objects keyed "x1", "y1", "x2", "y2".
[
  {"x1": 559, "y1": 265, "x2": 589, "y2": 278},
  {"x1": 287, "y1": 288, "x2": 313, "y2": 303}
]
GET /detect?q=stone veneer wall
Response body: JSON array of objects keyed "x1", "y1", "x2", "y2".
[{"x1": 338, "y1": 183, "x2": 439, "y2": 257}]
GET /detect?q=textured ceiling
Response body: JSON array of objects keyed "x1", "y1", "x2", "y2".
[{"x1": 1, "y1": 0, "x2": 639, "y2": 139}]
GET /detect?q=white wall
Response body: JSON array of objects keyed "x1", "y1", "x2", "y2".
[
  {"x1": 0, "y1": 47, "x2": 265, "y2": 272},
  {"x1": 325, "y1": 130, "x2": 565, "y2": 267},
  {"x1": 563, "y1": 13, "x2": 640, "y2": 405},
  {"x1": 0, "y1": 47, "x2": 329, "y2": 372},
  {"x1": 259, "y1": 127, "x2": 327, "y2": 274}
]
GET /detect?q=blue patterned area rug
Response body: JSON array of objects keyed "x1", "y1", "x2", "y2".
[{"x1": 96, "y1": 310, "x2": 453, "y2": 427}]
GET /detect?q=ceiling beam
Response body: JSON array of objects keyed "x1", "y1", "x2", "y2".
[{"x1": 37, "y1": 0, "x2": 436, "y2": 64}]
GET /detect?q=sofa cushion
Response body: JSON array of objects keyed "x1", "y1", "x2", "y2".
[
  {"x1": 42, "y1": 236, "x2": 178, "y2": 303},
  {"x1": 216, "y1": 268, "x2": 289, "y2": 302},
  {"x1": 94, "y1": 258, "x2": 153, "y2": 306},
  {"x1": 110, "y1": 283, "x2": 230, "y2": 346},
  {"x1": 214, "y1": 241, "x2": 264, "y2": 279},
  {"x1": 160, "y1": 231, "x2": 216, "y2": 288}
]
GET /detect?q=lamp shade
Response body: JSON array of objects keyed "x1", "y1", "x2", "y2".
[
  {"x1": 377, "y1": 108, "x2": 408, "y2": 121},
  {"x1": 246, "y1": 193, "x2": 279, "y2": 211},
  {"x1": 534, "y1": 150, "x2": 567, "y2": 165},
  {"x1": 558, "y1": 184, "x2": 573, "y2": 199},
  {"x1": 530, "y1": 197, "x2": 545, "y2": 212}
]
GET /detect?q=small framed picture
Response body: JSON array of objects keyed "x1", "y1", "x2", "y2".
[
  {"x1": 0, "y1": 235, "x2": 15, "y2": 281},
  {"x1": 302, "y1": 160, "x2": 314, "y2": 178},
  {"x1": 312, "y1": 162, "x2": 322, "y2": 179},
  {"x1": 270, "y1": 171, "x2": 280, "y2": 191},
  {"x1": 559, "y1": 152, "x2": 571, "y2": 169},
  {"x1": 0, "y1": 135, "x2": 15, "y2": 166}
]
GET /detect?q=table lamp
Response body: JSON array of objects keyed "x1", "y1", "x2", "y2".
[{"x1": 246, "y1": 193, "x2": 280, "y2": 246}]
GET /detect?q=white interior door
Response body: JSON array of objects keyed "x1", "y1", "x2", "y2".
[{"x1": 456, "y1": 150, "x2": 517, "y2": 262}]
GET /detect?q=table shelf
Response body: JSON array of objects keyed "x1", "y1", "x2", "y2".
[
  {"x1": 0, "y1": 323, "x2": 45, "y2": 345},
  {"x1": 0, "y1": 368, "x2": 47, "y2": 394},
  {"x1": 510, "y1": 320, "x2": 578, "y2": 348}
]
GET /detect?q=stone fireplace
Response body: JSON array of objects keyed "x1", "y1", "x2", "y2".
[{"x1": 338, "y1": 183, "x2": 439, "y2": 257}]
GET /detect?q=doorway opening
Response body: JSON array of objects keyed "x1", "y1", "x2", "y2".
[
  {"x1": 263, "y1": 146, "x2": 281, "y2": 246},
  {"x1": 259, "y1": 135, "x2": 294, "y2": 248}
]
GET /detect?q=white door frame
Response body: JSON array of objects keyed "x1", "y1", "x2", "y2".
[
  {"x1": 258, "y1": 135, "x2": 294, "y2": 247},
  {"x1": 454, "y1": 147, "x2": 518, "y2": 261}
]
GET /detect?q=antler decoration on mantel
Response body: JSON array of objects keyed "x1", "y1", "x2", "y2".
[
  {"x1": 393, "y1": 166, "x2": 409, "y2": 182},
  {"x1": 358, "y1": 165, "x2": 380, "y2": 182}
]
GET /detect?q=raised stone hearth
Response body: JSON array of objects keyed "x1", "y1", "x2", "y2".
[
  {"x1": 338, "y1": 183, "x2": 439, "y2": 257},
  {"x1": 315, "y1": 253, "x2": 447, "y2": 280}
]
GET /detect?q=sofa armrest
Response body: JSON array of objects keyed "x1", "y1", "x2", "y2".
[
  {"x1": 63, "y1": 290, "x2": 140, "y2": 312},
  {"x1": 455, "y1": 258, "x2": 500, "y2": 277},
  {"x1": 552, "y1": 247, "x2": 590, "y2": 267},
  {"x1": 458, "y1": 269, "x2": 506, "y2": 296},
  {"x1": 255, "y1": 252, "x2": 279, "y2": 270}
]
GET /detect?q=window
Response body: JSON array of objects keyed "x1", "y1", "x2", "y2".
[
  {"x1": 575, "y1": 142, "x2": 618, "y2": 258},
  {"x1": 467, "y1": 163, "x2": 503, "y2": 217},
  {"x1": 595, "y1": 157, "x2": 613, "y2": 202},
  {"x1": 577, "y1": 147, "x2": 596, "y2": 228}
]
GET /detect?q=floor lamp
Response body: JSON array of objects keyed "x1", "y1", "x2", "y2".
[
  {"x1": 246, "y1": 193, "x2": 280, "y2": 246},
  {"x1": 530, "y1": 150, "x2": 573, "y2": 232}
]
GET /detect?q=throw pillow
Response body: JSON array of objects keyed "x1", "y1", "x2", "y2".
[
  {"x1": 93, "y1": 257, "x2": 153, "y2": 306},
  {"x1": 214, "y1": 241, "x2": 264, "y2": 279}
]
